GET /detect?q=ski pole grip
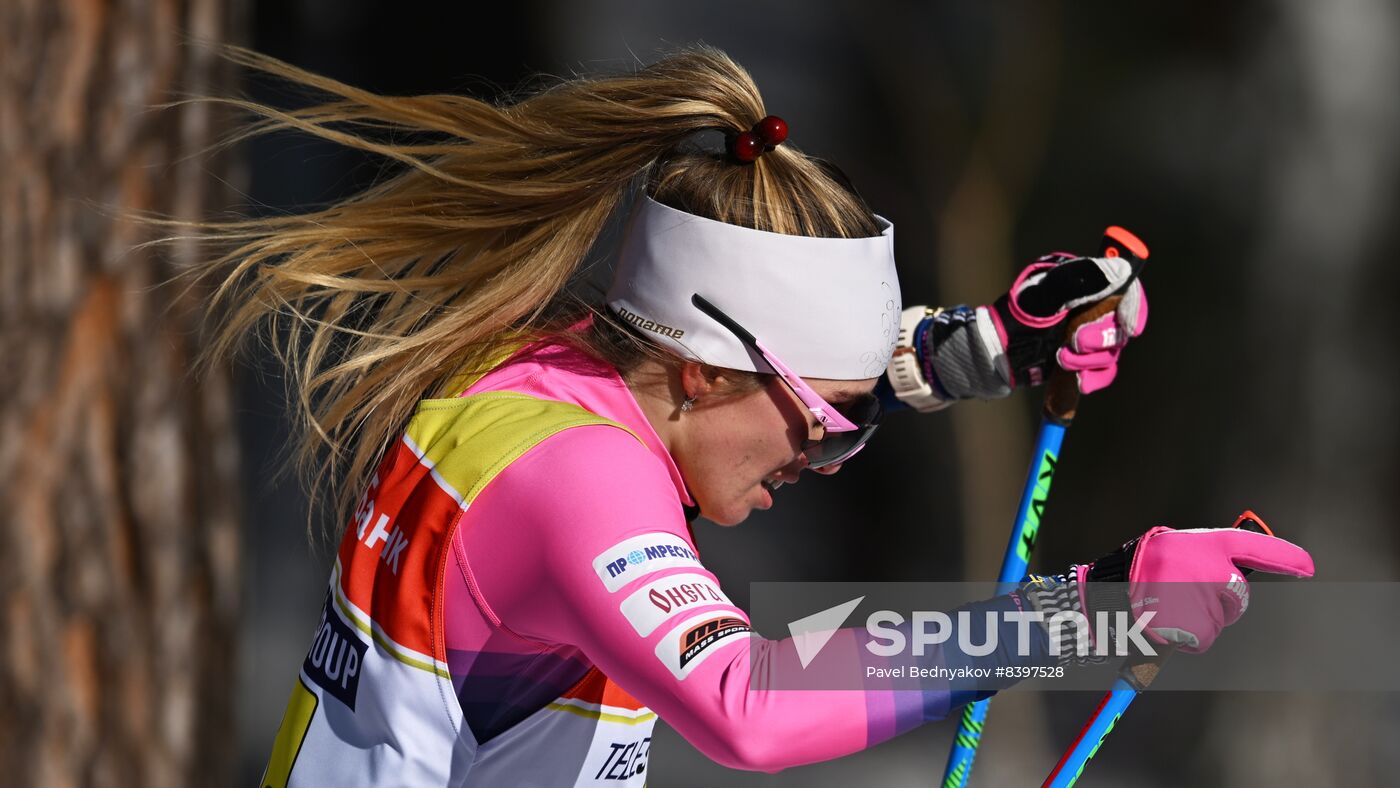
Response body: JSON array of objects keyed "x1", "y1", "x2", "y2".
[
  {"x1": 1123, "y1": 648, "x2": 1172, "y2": 691},
  {"x1": 1044, "y1": 226, "x2": 1149, "y2": 423}
]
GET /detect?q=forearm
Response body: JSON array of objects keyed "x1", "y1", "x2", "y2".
[{"x1": 653, "y1": 592, "x2": 1057, "y2": 772}]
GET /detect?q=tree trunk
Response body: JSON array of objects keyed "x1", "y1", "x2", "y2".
[
  {"x1": 847, "y1": 6, "x2": 1065, "y2": 785},
  {"x1": 0, "y1": 2, "x2": 244, "y2": 786}
]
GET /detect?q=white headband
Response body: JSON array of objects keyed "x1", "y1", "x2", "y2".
[{"x1": 605, "y1": 196, "x2": 901, "y2": 380}]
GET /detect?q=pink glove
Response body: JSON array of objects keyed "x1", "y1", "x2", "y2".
[
  {"x1": 922, "y1": 253, "x2": 1149, "y2": 406},
  {"x1": 992, "y1": 253, "x2": 1149, "y2": 395},
  {"x1": 1052, "y1": 289, "x2": 1148, "y2": 394},
  {"x1": 1080, "y1": 524, "x2": 1315, "y2": 654}
]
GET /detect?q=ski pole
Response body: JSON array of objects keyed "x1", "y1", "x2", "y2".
[
  {"x1": 1040, "y1": 511, "x2": 1274, "y2": 788},
  {"x1": 941, "y1": 227, "x2": 1150, "y2": 788}
]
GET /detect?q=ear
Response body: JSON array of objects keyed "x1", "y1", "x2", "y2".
[{"x1": 678, "y1": 361, "x2": 715, "y2": 400}]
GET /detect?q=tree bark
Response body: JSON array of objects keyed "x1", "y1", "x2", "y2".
[{"x1": 0, "y1": 1, "x2": 244, "y2": 785}]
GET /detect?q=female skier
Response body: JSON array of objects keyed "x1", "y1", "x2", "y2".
[{"x1": 198, "y1": 47, "x2": 1315, "y2": 786}]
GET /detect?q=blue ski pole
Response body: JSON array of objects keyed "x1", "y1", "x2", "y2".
[
  {"x1": 1041, "y1": 512, "x2": 1275, "y2": 788},
  {"x1": 941, "y1": 227, "x2": 1149, "y2": 788}
]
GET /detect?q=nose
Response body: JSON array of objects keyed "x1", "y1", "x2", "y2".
[{"x1": 811, "y1": 462, "x2": 844, "y2": 476}]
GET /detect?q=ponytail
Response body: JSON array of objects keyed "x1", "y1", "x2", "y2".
[{"x1": 187, "y1": 45, "x2": 879, "y2": 538}]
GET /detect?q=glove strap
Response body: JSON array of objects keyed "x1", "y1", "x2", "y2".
[
  {"x1": 1017, "y1": 573, "x2": 1108, "y2": 666},
  {"x1": 1083, "y1": 536, "x2": 1138, "y2": 620}
]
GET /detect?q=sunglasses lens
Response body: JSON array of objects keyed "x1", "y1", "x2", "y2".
[{"x1": 805, "y1": 395, "x2": 882, "y2": 469}]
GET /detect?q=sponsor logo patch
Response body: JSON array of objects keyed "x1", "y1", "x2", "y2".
[
  {"x1": 654, "y1": 613, "x2": 751, "y2": 680},
  {"x1": 303, "y1": 594, "x2": 369, "y2": 710},
  {"x1": 593, "y1": 533, "x2": 703, "y2": 593},
  {"x1": 592, "y1": 735, "x2": 651, "y2": 781},
  {"x1": 619, "y1": 573, "x2": 733, "y2": 636}
]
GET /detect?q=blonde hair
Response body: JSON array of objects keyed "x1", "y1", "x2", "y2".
[{"x1": 192, "y1": 45, "x2": 880, "y2": 538}]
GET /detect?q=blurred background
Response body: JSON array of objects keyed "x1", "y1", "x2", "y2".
[{"x1": 4, "y1": 0, "x2": 1399, "y2": 785}]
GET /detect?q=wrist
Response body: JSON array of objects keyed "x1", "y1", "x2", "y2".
[
  {"x1": 886, "y1": 305, "x2": 954, "y2": 412},
  {"x1": 1017, "y1": 571, "x2": 1108, "y2": 666},
  {"x1": 924, "y1": 304, "x2": 1014, "y2": 400},
  {"x1": 912, "y1": 313, "x2": 946, "y2": 399},
  {"x1": 1082, "y1": 542, "x2": 1135, "y2": 621}
]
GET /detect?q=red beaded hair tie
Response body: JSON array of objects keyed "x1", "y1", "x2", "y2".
[{"x1": 728, "y1": 115, "x2": 789, "y2": 163}]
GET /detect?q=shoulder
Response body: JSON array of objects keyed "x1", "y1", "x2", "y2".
[
  {"x1": 486, "y1": 422, "x2": 680, "y2": 520},
  {"x1": 455, "y1": 423, "x2": 699, "y2": 633},
  {"x1": 462, "y1": 422, "x2": 693, "y2": 572}
]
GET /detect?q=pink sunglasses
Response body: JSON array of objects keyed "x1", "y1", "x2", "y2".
[{"x1": 691, "y1": 295, "x2": 882, "y2": 468}]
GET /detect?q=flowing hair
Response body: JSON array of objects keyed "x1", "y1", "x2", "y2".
[{"x1": 187, "y1": 45, "x2": 882, "y2": 539}]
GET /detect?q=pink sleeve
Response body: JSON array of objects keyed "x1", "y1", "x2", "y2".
[{"x1": 456, "y1": 425, "x2": 936, "y2": 773}]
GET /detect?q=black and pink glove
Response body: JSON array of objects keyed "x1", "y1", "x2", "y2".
[
  {"x1": 1079, "y1": 525, "x2": 1314, "y2": 654},
  {"x1": 921, "y1": 253, "x2": 1148, "y2": 401},
  {"x1": 1022, "y1": 522, "x2": 1315, "y2": 662}
]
